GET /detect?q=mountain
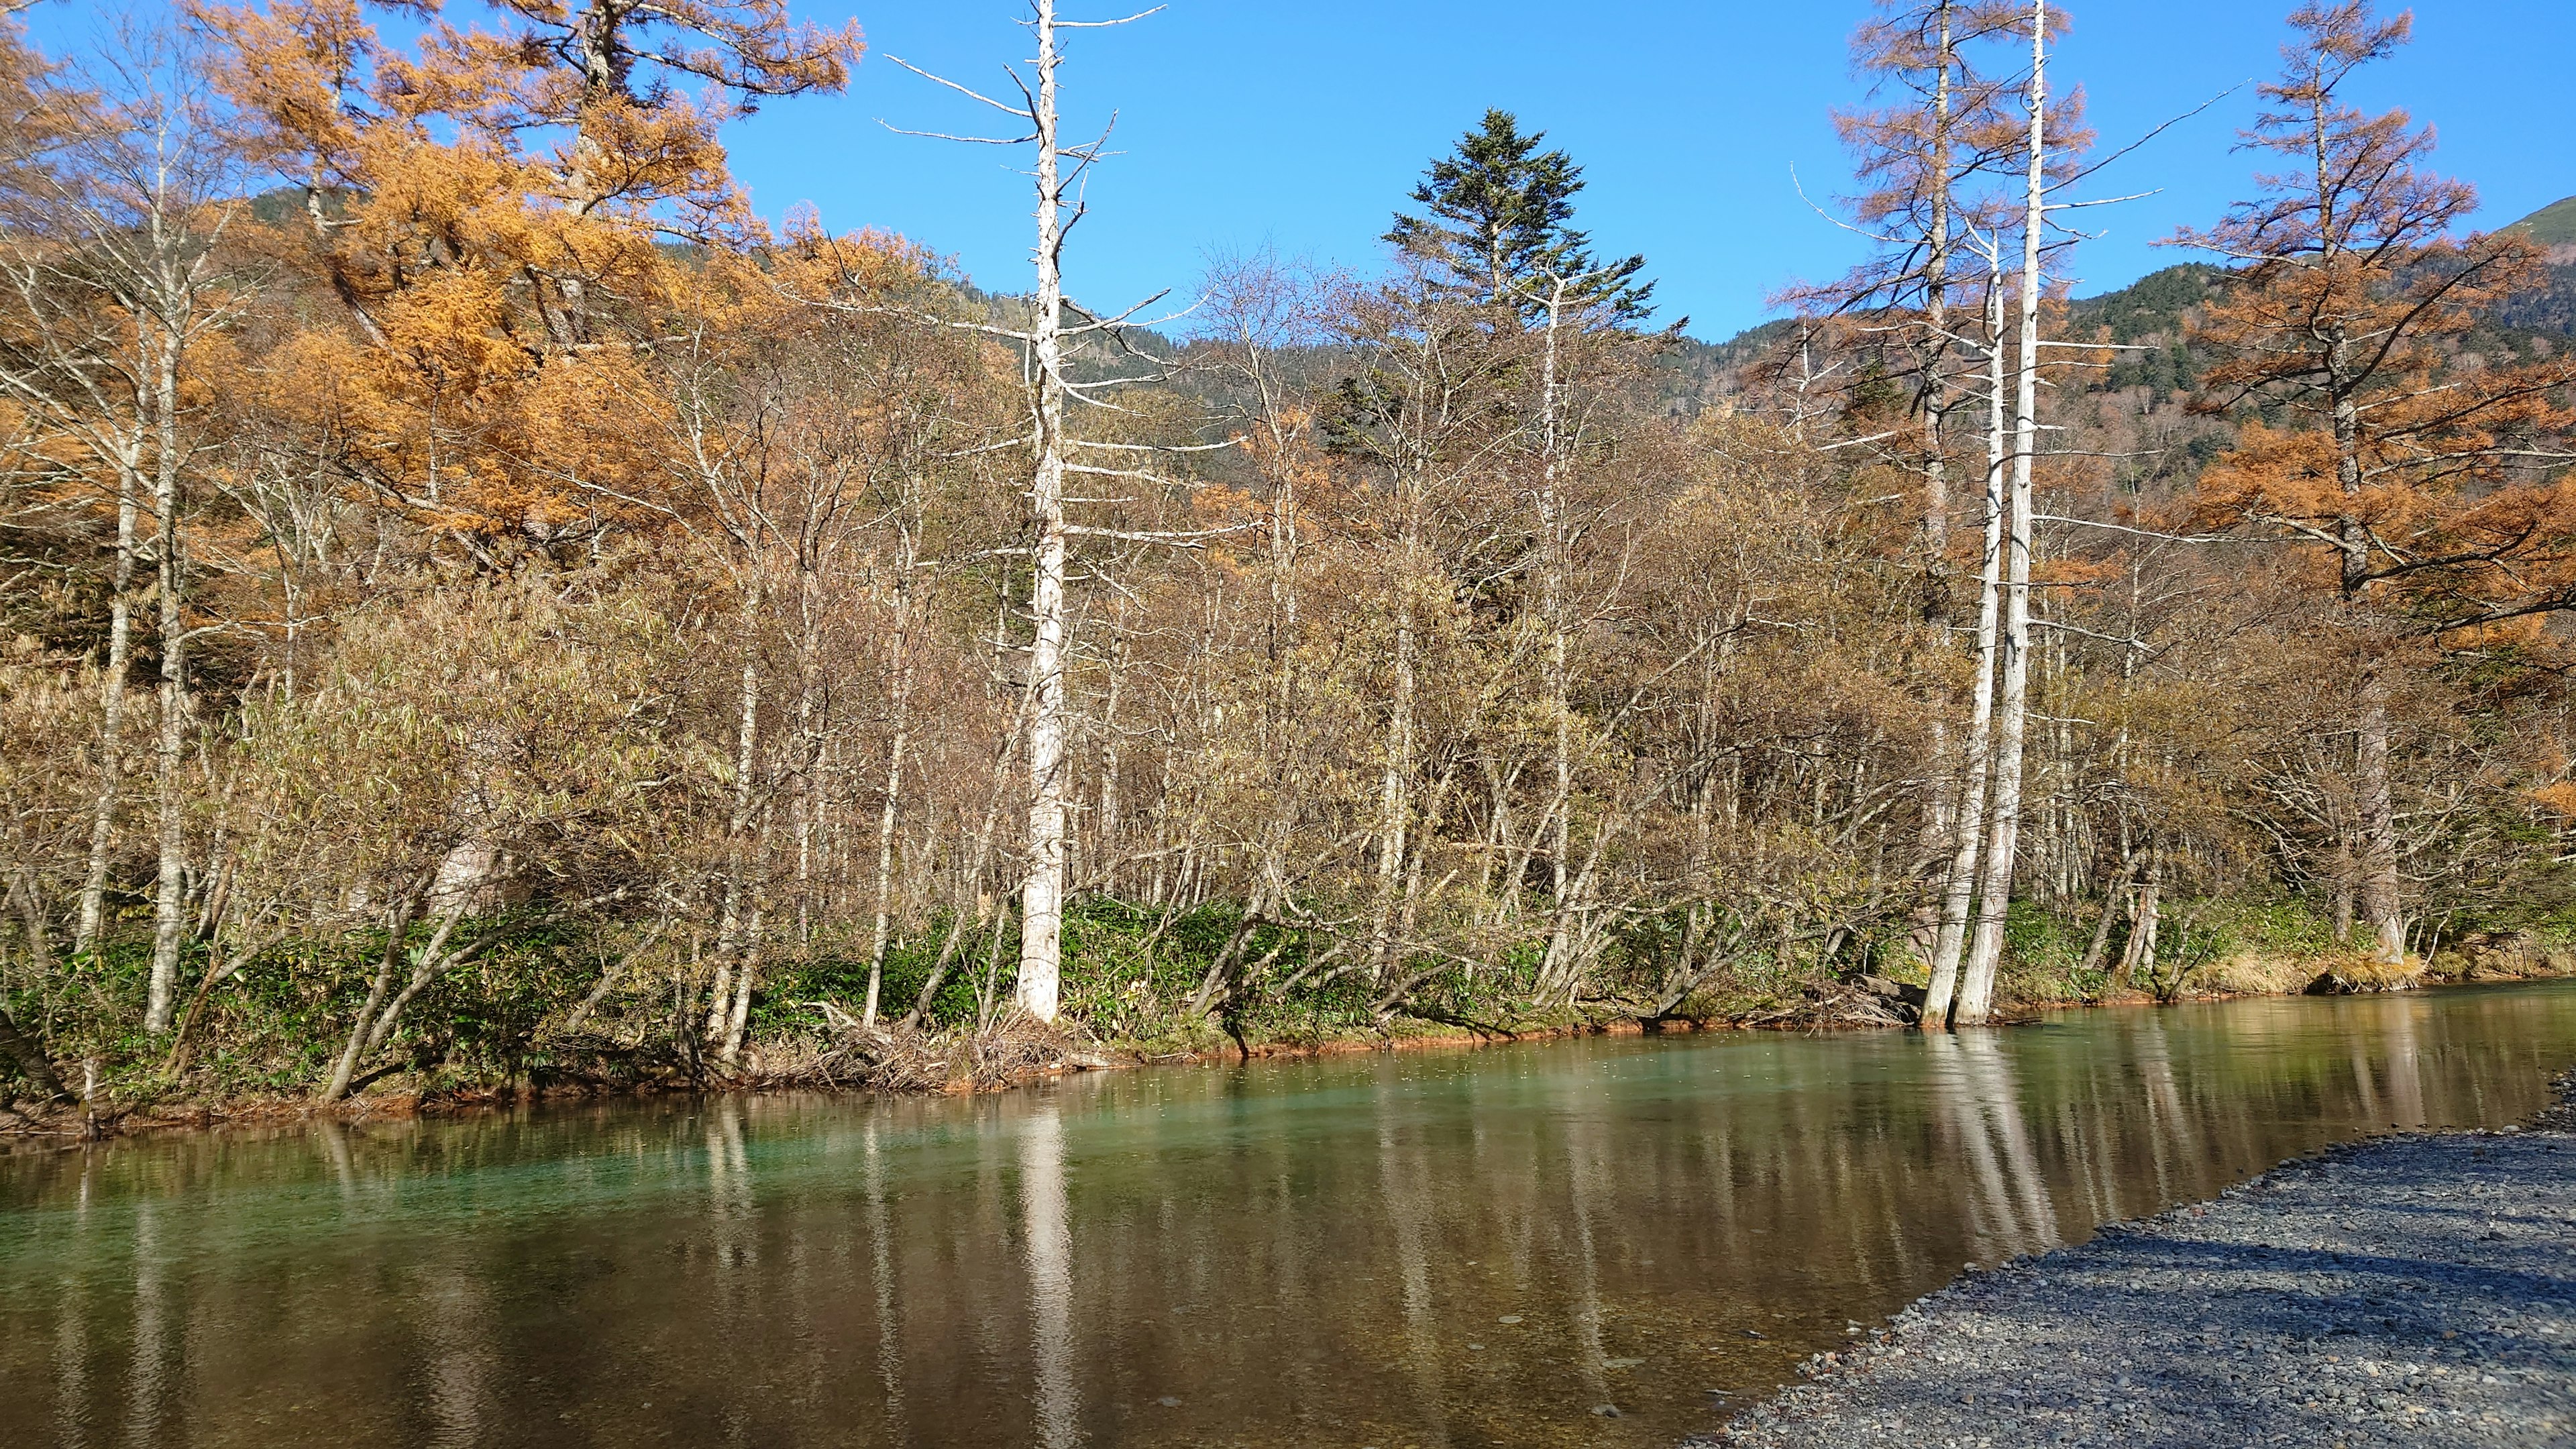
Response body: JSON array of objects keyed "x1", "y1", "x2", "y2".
[{"x1": 2506, "y1": 195, "x2": 2576, "y2": 248}]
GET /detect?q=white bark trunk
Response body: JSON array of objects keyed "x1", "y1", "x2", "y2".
[
  {"x1": 77, "y1": 450, "x2": 141, "y2": 955},
  {"x1": 864, "y1": 560, "x2": 914, "y2": 1028},
  {"x1": 1925, "y1": 276, "x2": 2010, "y2": 1025},
  {"x1": 146, "y1": 331, "x2": 186, "y2": 1035},
  {"x1": 710, "y1": 600, "x2": 764, "y2": 1040},
  {"x1": 1956, "y1": 0, "x2": 2049, "y2": 1028},
  {"x1": 2358, "y1": 672, "x2": 2403, "y2": 963},
  {"x1": 1017, "y1": 0, "x2": 1071, "y2": 1025},
  {"x1": 1369, "y1": 568, "x2": 1417, "y2": 989}
]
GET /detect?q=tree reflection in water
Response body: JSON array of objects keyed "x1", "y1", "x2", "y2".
[{"x1": 5, "y1": 984, "x2": 2573, "y2": 1449}]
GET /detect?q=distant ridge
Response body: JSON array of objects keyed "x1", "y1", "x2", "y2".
[{"x1": 2505, "y1": 195, "x2": 2576, "y2": 247}]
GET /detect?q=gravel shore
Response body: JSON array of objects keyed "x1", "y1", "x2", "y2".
[{"x1": 1707, "y1": 1104, "x2": 2576, "y2": 1446}]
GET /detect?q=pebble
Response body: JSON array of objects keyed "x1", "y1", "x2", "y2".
[{"x1": 1699, "y1": 1129, "x2": 2576, "y2": 1448}]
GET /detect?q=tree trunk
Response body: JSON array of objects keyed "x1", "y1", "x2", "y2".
[
  {"x1": 321, "y1": 890, "x2": 424, "y2": 1103},
  {"x1": 1095, "y1": 629, "x2": 1123, "y2": 894},
  {"x1": 1925, "y1": 274, "x2": 2011, "y2": 1024},
  {"x1": 2077, "y1": 849, "x2": 2137, "y2": 981},
  {"x1": 721, "y1": 896, "x2": 763, "y2": 1067},
  {"x1": 902, "y1": 675, "x2": 1034, "y2": 1032},
  {"x1": 1536, "y1": 278, "x2": 1583, "y2": 996},
  {"x1": 2112, "y1": 855, "x2": 2161, "y2": 992},
  {"x1": 1017, "y1": 0, "x2": 1071, "y2": 1025},
  {"x1": 146, "y1": 338, "x2": 188, "y2": 1035},
  {"x1": 1956, "y1": 0, "x2": 2049, "y2": 1028},
  {"x1": 2330, "y1": 833, "x2": 2355, "y2": 945},
  {"x1": 1905, "y1": 2, "x2": 1962, "y2": 963},
  {"x1": 863, "y1": 568, "x2": 914, "y2": 1030},
  {"x1": 792, "y1": 567, "x2": 824, "y2": 950},
  {"x1": 2357, "y1": 670, "x2": 2404, "y2": 963},
  {"x1": 76, "y1": 451, "x2": 141, "y2": 955},
  {"x1": 2308, "y1": 74, "x2": 2402, "y2": 969},
  {"x1": 1369, "y1": 566, "x2": 1417, "y2": 988},
  {"x1": 710, "y1": 604, "x2": 765, "y2": 1039},
  {"x1": 0, "y1": 1006, "x2": 67, "y2": 1103}
]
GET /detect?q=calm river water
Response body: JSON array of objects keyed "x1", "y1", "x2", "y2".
[{"x1": 5, "y1": 983, "x2": 2574, "y2": 1448}]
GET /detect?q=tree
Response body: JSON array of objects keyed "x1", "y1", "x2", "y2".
[
  {"x1": 1826, "y1": 0, "x2": 2021, "y2": 613},
  {"x1": 1815, "y1": 1, "x2": 2023, "y2": 985},
  {"x1": 189, "y1": 0, "x2": 862, "y2": 542},
  {"x1": 0, "y1": 36, "x2": 257, "y2": 1030},
  {"x1": 1954, "y1": 0, "x2": 2078, "y2": 1027},
  {"x1": 1387, "y1": 109, "x2": 1652, "y2": 325},
  {"x1": 885, "y1": 0, "x2": 1196, "y2": 1024},
  {"x1": 2176, "y1": 0, "x2": 2576, "y2": 965},
  {"x1": 1384, "y1": 112, "x2": 1665, "y2": 1004}
]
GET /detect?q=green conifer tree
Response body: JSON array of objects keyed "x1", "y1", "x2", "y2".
[{"x1": 1387, "y1": 109, "x2": 1658, "y2": 325}]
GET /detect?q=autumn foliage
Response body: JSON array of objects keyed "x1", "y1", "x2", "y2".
[{"x1": 1, "y1": 0, "x2": 2574, "y2": 1116}]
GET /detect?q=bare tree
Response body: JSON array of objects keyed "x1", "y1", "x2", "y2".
[{"x1": 0, "y1": 36, "x2": 252, "y2": 1029}]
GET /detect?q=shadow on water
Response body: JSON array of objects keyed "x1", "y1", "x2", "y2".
[{"x1": 4, "y1": 981, "x2": 2574, "y2": 1448}]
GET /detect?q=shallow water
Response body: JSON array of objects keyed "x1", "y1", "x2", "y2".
[{"x1": 3, "y1": 982, "x2": 2573, "y2": 1448}]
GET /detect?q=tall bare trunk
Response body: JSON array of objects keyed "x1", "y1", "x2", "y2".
[
  {"x1": 1370, "y1": 564, "x2": 1417, "y2": 987},
  {"x1": 76, "y1": 454, "x2": 141, "y2": 955},
  {"x1": 1925, "y1": 276, "x2": 2010, "y2": 1024},
  {"x1": 1957, "y1": 0, "x2": 2048, "y2": 1028},
  {"x1": 1536, "y1": 278, "x2": 1582, "y2": 998},
  {"x1": 1906, "y1": 3, "x2": 1962, "y2": 961},
  {"x1": 863, "y1": 564, "x2": 914, "y2": 1029},
  {"x1": 1017, "y1": 0, "x2": 1071, "y2": 1025},
  {"x1": 2357, "y1": 671, "x2": 2402, "y2": 963},
  {"x1": 711, "y1": 598, "x2": 763, "y2": 1038},
  {"x1": 792, "y1": 567, "x2": 824, "y2": 949},
  {"x1": 146, "y1": 338, "x2": 186, "y2": 1035}
]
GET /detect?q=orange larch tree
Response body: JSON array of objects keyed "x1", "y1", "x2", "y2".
[
  {"x1": 187, "y1": 0, "x2": 861, "y2": 544},
  {"x1": 2178, "y1": 0, "x2": 2576, "y2": 964}
]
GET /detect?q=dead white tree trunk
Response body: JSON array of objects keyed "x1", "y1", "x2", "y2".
[
  {"x1": 708, "y1": 595, "x2": 765, "y2": 1042},
  {"x1": 1369, "y1": 549, "x2": 1419, "y2": 989},
  {"x1": 888, "y1": 1, "x2": 1188, "y2": 1024},
  {"x1": 863, "y1": 549, "x2": 915, "y2": 1028},
  {"x1": 1924, "y1": 267, "x2": 2009, "y2": 1025},
  {"x1": 145, "y1": 315, "x2": 188, "y2": 1034},
  {"x1": 1956, "y1": 0, "x2": 2049, "y2": 1027},
  {"x1": 78, "y1": 455, "x2": 139, "y2": 955},
  {"x1": 1012, "y1": 0, "x2": 1077, "y2": 1025}
]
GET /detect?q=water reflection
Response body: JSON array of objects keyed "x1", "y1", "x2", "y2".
[
  {"x1": 1021, "y1": 1099, "x2": 1078, "y2": 1449},
  {"x1": 1929, "y1": 1032, "x2": 2057, "y2": 1260},
  {"x1": 863, "y1": 1118, "x2": 908, "y2": 1444},
  {"x1": 1377, "y1": 1067, "x2": 1450, "y2": 1448},
  {"x1": 3, "y1": 983, "x2": 2573, "y2": 1449}
]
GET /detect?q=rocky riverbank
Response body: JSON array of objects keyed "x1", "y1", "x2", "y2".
[{"x1": 1704, "y1": 1077, "x2": 2576, "y2": 1447}]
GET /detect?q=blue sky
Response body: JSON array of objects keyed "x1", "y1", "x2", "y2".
[{"x1": 28, "y1": 1, "x2": 2574, "y2": 340}]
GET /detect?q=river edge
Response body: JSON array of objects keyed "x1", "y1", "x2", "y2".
[
  {"x1": 1699, "y1": 1072, "x2": 2576, "y2": 1448},
  {"x1": 7, "y1": 962, "x2": 2571, "y2": 1149}
]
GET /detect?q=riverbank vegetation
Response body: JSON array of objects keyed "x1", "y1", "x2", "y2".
[{"x1": 5, "y1": 0, "x2": 2576, "y2": 1126}]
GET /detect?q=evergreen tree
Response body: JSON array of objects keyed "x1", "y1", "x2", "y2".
[{"x1": 1387, "y1": 109, "x2": 1657, "y2": 325}]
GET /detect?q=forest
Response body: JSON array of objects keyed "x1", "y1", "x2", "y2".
[{"x1": 4, "y1": 0, "x2": 2576, "y2": 1124}]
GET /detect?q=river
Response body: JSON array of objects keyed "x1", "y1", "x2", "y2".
[{"x1": 4, "y1": 981, "x2": 2573, "y2": 1448}]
